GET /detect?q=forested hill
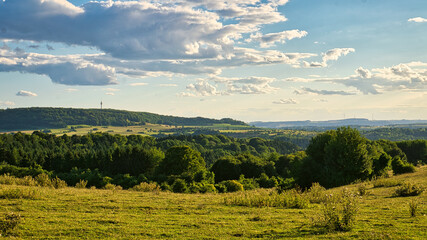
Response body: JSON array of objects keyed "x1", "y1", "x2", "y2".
[{"x1": 0, "y1": 107, "x2": 246, "y2": 131}]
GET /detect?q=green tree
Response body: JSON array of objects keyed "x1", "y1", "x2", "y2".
[
  {"x1": 301, "y1": 127, "x2": 373, "y2": 188},
  {"x1": 156, "y1": 146, "x2": 206, "y2": 181}
]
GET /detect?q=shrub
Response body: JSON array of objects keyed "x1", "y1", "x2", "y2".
[
  {"x1": 320, "y1": 189, "x2": 359, "y2": 232},
  {"x1": 306, "y1": 182, "x2": 327, "y2": 204},
  {"x1": 0, "y1": 212, "x2": 21, "y2": 236},
  {"x1": 372, "y1": 177, "x2": 401, "y2": 188},
  {"x1": 35, "y1": 173, "x2": 52, "y2": 187},
  {"x1": 51, "y1": 177, "x2": 67, "y2": 189},
  {"x1": 75, "y1": 179, "x2": 88, "y2": 189},
  {"x1": 223, "y1": 180, "x2": 244, "y2": 192},
  {"x1": 238, "y1": 175, "x2": 259, "y2": 191},
  {"x1": 215, "y1": 183, "x2": 227, "y2": 193},
  {"x1": 172, "y1": 179, "x2": 188, "y2": 193},
  {"x1": 160, "y1": 182, "x2": 172, "y2": 192},
  {"x1": 357, "y1": 184, "x2": 368, "y2": 196},
  {"x1": 394, "y1": 182, "x2": 424, "y2": 197},
  {"x1": 199, "y1": 183, "x2": 216, "y2": 193},
  {"x1": 103, "y1": 183, "x2": 122, "y2": 190},
  {"x1": 409, "y1": 199, "x2": 420, "y2": 217},
  {"x1": 20, "y1": 176, "x2": 36, "y2": 186},
  {"x1": 391, "y1": 156, "x2": 415, "y2": 174},
  {"x1": 0, "y1": 174, "x2": 16, "y2": 185},
  {"x1": 130, "y1": 182, "x2": 161, "y2": 192}
]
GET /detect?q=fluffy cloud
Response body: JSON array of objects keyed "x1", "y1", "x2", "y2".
[
  {"x1": 291, "y1": 62, "x2": 427, "y2": 95},
  {"x1": 0, "y1": 0, "x2": 351, "y2": 87},
  {"x1": 247, "y1": 30, "x2": 308, "y2": 48},
  {"x1": 129, "y1": 83, "x2": 148, "y2": 86},
  {"x1": 273, "y1": 98, "x2": 298, "y2": 104},
  {"x1": 294, "y1": 87, "x2": 356, "y2": 96},
  {"x1": 408, "y1": 17, "x2": 427, "y2": 23},
  {"x1": 16, "y1": 90, "x2": 37, "y2": 97},
  {"x1": 0, "y1": 0, "x2": 290, "y2": 60},
  {"x1": 302, "y1": 48, "x2": 355, "y2": 68},
  {"x1": 0, "y1": 48, "x2": 117, "y2": 85},
  {"x1": 181, "y1": 76, "x2": 278, "y2": 96},
  {"x1": 181, "y1": 81, "x2": 219, "y2": 97}
]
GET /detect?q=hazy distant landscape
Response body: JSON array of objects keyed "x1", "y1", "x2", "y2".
[{"x1": 1, "y1": 0, "x2": 426, "y2": 239}]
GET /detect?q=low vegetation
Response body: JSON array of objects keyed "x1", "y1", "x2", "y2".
[{"x1": 0, "y1": 166, "x2": 424, "y2": 239}]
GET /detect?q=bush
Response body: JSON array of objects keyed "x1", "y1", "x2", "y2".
[
  {"x1": 160, "y1": 182, "x2": 172, "y2": 192},
  {"x1": 35, "y1": 173, "x2": 52, "y2": 187},
  {"x1": 103, "y1": 183, "x2": 122, "y2": 191},
  {"x1": 391, "y1": 157, "x2": 415, "y2": 174},
  {"x1": 51, "y1": 177, "x2": 67, "y2": 189},
  {"x1": 0, "y1": 212, "x2": 21, "y2": 236},
  {"x1": 357, "y1": 184, "x2": 368, "y2": 196},
  {"x1": 172, "y1": 179, "x2": 188, "y2": 193},
  {"x1": 394, "y1": 182, "x2": 424, "y2": 197},
  {"x1": 222, "y1": 180, "x2": 244, "y2": 192},
  {"x1": 320, "y1": 189, "x2": 359, "y2": 232},
  {"x1": 238, "y1": 175, "x2": 259, "y2": 191},
  {"x1": 75, "y1": 179, "x2": 88, "y2": 189},
  {"x1": 409, "y1": 199, "x2": 420, "y2": 217},
  {"x1": 215, "y1": 183, "x2": 227, "y2": 193},
  {"x1": 372, "y1": 177, "x2": 401, "y2": 188},
  {"x1": 21, "y1": 176, "x2": 36, "y2": 186},
  {"x1": 306, "y1": 182, "x2": 327, "y2": 204},
  {"x1": 0, "y1": 174, "x2": 16, "y2": 185},
  {"x1": 130, "y1": 182, "x2": 161, "y2": 192}
]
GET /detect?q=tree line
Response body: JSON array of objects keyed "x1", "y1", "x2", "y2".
[
  {"x1": 0, "y1": 107, "x2": 246, "y2": 130},
  {"x1": 0, "y1": 127, "x2": 425, "y2": 192}
]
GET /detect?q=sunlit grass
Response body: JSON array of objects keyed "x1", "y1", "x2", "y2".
[{"x1": 0, "y1": 166, "x2": 425, "y2": 239}]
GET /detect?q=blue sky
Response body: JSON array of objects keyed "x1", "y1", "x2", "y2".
[{"x1": 0, "y1": 0, "x2": 426, "y2": 122}]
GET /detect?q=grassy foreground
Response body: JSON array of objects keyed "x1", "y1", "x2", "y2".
[{"x1": 1, "y1": 168, "x2": 426, "y2": 239}]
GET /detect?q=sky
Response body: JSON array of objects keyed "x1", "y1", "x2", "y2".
[{"x1": 0, "y1": 0, "x2": 426, "y2": 122}]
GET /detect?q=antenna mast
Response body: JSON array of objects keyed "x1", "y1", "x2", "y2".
[{"x1": 100, "y1": 101, "x2": 103, "y2": 109}]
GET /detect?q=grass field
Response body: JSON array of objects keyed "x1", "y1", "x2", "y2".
[{"x1": 0, "y1": 167, "x2": 425, "y2": 239}]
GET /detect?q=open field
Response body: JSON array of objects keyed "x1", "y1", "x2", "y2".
[{"x1": 0, "y1": 167, "x2": 425, "y2": 239}]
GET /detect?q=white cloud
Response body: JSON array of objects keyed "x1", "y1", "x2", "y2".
[
  {"x1": 301, "y1": 48, "x2": 355, "y2": 68},
  {"x1": 408, "y1": 17, "x2": 427, "y2": 23},
  {"x1": 16, "y1": 90, "x2": 37, "y2": 97},
  {"x1": 291, "y1": 62, "x2": 427, "y2": 95},
  {"x1": 0, "y1": 0, "x2": 351, "y2": 86},
  {"x1": 65, "y1": 88, "x2": 78, "y2": 92},
  {"x1": 0, "y1": 100, "x2": 15, "y2": 106},
  {"x1": 181, "y1": 81, "x2": 219, "y2": 97},
  {"x1": 104, "y1": 88, "x2": 120, "y2": 92},
  {"x1": 355, "y1": 67, "x2": 372, "y2": 78},
  {"x1": 105, "y1": 92, "x2": 115, "y2": 96},
  {"x1": 181, "y1": 75, "x2": 278, "y2": 96},
  {"x1": 0, "y1": 48, "x2": 117, "y2": 85},
  {"x1": 247, "y1": 30, "x2": 308, "y2": 48},
  {"x1": 159, "y1": 84, "x2": 178, "y2": 87},
  {"x1": 273, "y1": 98, "x2": 298, "y2": 104},
  {"x1": 129, "y1": 83, "x2": 148, "y2": 86},
  {"x1": 295, "y1": 87, "x2": 356, "y2": 96}
]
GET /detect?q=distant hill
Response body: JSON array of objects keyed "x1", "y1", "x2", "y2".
[
  {"x1": 251, "y1": 118, "x2": 427, "y2": 130},
  {"x1": 0, "y1": 107, "x2": 246, "y2": 131}
]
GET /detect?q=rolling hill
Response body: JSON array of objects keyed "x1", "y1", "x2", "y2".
[{"x1": 0, "y1": 107, "x2": 246, "y2": 131}]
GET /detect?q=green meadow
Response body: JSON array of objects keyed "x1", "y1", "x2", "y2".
[{"x1": 1, "y1": 166, "x2": 425, "y2": 239}]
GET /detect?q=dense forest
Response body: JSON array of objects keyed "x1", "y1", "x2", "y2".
[
  {"x1": 0, "y1": 127, "x2": 425, "y2": 192},
  {"x1": 0, "y1": 108, "x2": 246, "y2": 130}
]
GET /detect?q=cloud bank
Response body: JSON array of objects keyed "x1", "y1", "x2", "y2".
[{"x1": 0, "y1": 0, "x2": 354, "y2": 87}]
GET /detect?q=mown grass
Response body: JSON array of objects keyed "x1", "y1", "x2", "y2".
[{"x1": 0, "y1": 167, "x2": 426, "y2": 239}]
